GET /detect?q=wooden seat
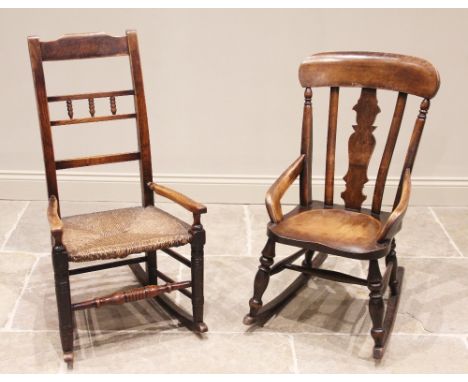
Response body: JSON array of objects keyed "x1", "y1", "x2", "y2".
[
  {"x1": 28, "y1": 31, "x2": 208, "y2": 368},
  {"x1": 270, "y1": 208, "x2": 385, "y2": 257},
  {"x1": 244, "y1": 52, "x2": 440, "y2": 360}
]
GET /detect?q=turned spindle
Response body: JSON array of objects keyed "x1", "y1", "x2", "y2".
[
  {"x1": 88, "y1": 98, "x2": 95, "y2": 117},
  {"x1": 72, "y1": 281, "x2": 191, "y2": 310},
  {"x1": 110, "y1": 96, "x2": 117, "y2": 115},
  {"x1": 66, "y1": 99, "x2": 73, "y2": 119}
]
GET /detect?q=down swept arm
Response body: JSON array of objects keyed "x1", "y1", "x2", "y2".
[
  {"x1": 377, "y1": 168, "x2": 411, "y2": 243},
  {"x1": 265, "y1": 155, "x2": 305, "y2": 224},
  {"x1": 48, "y1": 195, "x2": 64, "y2": 246},
  {"x1": 148, "y1": 182, "x2": 207, "y2": 225}
]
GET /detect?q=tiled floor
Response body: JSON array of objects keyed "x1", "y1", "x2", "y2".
[{"x1": 0, "y1": 200, "x2": 467, "y2": 373}]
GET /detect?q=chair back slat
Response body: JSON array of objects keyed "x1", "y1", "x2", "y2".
[
  {"x1": 372, "y1": 92, "x2": 407, "y2": 214},
  {"x1": 50, "y1": 113, "x2": 136, "y2": 126},
  {"x1": 299, "y1": 87, "x2": 313, "y2": 206},
  {"x1": 55, "y1": 152, "x2": 141, "y2": 170},
  {"x1": 324, "y1": 87, "x2": 339, "y2": 206},
  {"x1": 47, "y1": 90, "x2": 134, "y2": 102},
  {"x1": 40, "y1": 33, "x2": 128, "y2": 61}
]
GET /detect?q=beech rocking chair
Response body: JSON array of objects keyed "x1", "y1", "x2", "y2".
[
  {"x1": 28, "y1": 31, "x2": 207, "y2": 368},
  {"x1": 244, "y1": 52, "x2": 440, "y2": 359}
]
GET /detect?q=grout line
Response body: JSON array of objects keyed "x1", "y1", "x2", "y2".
[
  {"x1": 243, "y1": 205, "x2": 252, "y2": 257},
  {"x1": 288, "y1": 335, "x2": 299, "y2": 374},
  {"x1": 3, "y1": 255, "x2": 40, "y2": 330},
  {"x1": 429, "y1": 207, "x2": 464, "y2": 257},
  {"x1": 0, "y1": 201, "x2": 29, "y2": 251}
]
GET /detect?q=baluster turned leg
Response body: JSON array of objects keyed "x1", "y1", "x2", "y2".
[
  {"x1": 146, "y1": 251, "x2": 157, "y2": 285},
  {"x1": 52, "y1": 245, "x2": 74, "y2": 368},
  {"x1": 244, "y1": 238, "x2": 276, "y2": 324},
  {"x1": 385, "y1": 239, "x2": 398, "y2": 296},
  {"x1": 190, "y1": 224, "x2": 208, "y2": 333},
  {"x1": 367, "y1": 259, "x2": 385, "y2": 357}
]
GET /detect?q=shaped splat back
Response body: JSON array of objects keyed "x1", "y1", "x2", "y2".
[{"x1": 298, "y1": 52, "x2": 440, "y2": 214}]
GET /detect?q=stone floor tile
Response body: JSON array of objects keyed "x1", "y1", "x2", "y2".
[
  {"x1": 11, "y1": 254, "x2": 183, "y2": 333},
  {"x1": 72, "y1": 332, "x2": 294, "y2": 373},
  {"x1": 0, "y1": 252, "x2": 37, "y2": 327},
  {"x1": 397, "y1": 207, "x2": 460, "y2": 257},
  {"x1": 294, "y1": 334, "x2": 468, "y2": 373},
  {"x1": 431, "y1": 207, "x2": 468, "y2": 257},
  {"x1": 160, "y1": 203, "x2": 248, "y2": 256},
  {"x1": 179, "y1": 256, "x2": 300, "y2": 333},
  {"x1": 0, "y1": 331, "x2": 62, "y2": 373},
  {"x1": 0, "y1": 201, "x2": 28, "y2": 249}
]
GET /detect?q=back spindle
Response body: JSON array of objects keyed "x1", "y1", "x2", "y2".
[
  {"x1": 300, "y1": 87, "x2": 313, "y2": 207},
  {"x1": 393, "y1": 98, "x2": 430, "y2": 209},
  {"x1": 88, "y1": 98, "x2": 95, "y2": 117},
  {"x1": 110, "y1": 96, "x2": 117, "y2": 115},
  {"x1": 324, "y1": 87, "x2": 339, "y2": 206},
  {"x1": 66, "y1": 99, "x2": 73, "y2": 119}
]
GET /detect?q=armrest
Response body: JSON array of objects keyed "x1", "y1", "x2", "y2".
[
  {"x1": 47, "y1": 195, "x2": 63, "y2": 246},
  {"x1": 265, "y1": 155, "x2": 305, "y2": 224},
  {"x1": 377, "y1": 169, "x2": 411, "y2": 243},
  {"x1": 148, "y1": 182, "x2": 207, "y2": 216}
]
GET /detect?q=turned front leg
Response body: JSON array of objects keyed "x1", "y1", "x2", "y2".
[
  {"x1": 247, "y1": 238, "x2": 276, "y2": 319},
  {"x1": 368, "y1": 259, "x2": 385, "y2": 354}
]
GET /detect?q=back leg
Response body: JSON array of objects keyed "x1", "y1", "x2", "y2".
[{"x1": 385, "y1": 239, "x2": 399, "y2": 296}]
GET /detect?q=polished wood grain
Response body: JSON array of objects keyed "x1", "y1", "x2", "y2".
[
  {"x1": 50, "y1": 113, "x2": 136, "y2": 126},
  {"x1": 48, "y1": 90, "x2": 134, "y2": 102},
  {"x1": 341, "y1": 88, "x2": 380, "y2": 210},
  {"x1": 324, "y1": 87, "x2": 339, "y2": 206},
  {"x1": 47, "y1": 196, "x2": 63, "y2": 245},
  {"x1": 246, "y1": 51, "x2": 440, "y2": 360},
  {"x1": 299, "y1": 52, "x2": 440, "y2": 98},
  {"x1": 148, "y1": 182, "x2": 207, "y2": 215},
  {"x1": 40, "y1": 33, "x2": 128, "y2": 61},
  {"x1": 55, "y1": 151, "x2": 140, "y2": 170},
  {"x1": 265, "y1": 154, "x2": 305, "y2": 223}
]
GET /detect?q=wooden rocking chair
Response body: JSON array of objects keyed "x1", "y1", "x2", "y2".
[
  {"x1": 244, "y1": 52, "x2": 440, "y2": 359},
  {"x1": 28, "y1": 31, "x2": 207, "y2": 368}
]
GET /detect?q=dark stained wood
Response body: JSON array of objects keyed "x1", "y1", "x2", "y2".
[
  {"x1": 299, "y1": 87, "x2": 313, "y2": 207},
  {"x1": 285, "y1": 263, "x2": 368, "y2": 286},
  {"x1": 324, "y1": 87, "x2": 339, "y2": 206},
  {"x1": 40, "y1": 33, "x2": 128, "y2": 61},
  {"x1": 72, "y1": 281, "x2": 191, "y2": 310},
  {"x1": 372, "y1": 92, "x2": 407, "y2": 214},
  {"x1": 127, "y1": 30, "x2": 154, "y2": 207},
  {"x1": 28, "y1": 31, "x2": 208, "y2": 366},
  {"x1": 299, "y1": 52, "x2": 440, "y2": 98},
  {"x1": 162, "y1": 248, "x2": 191, "y2": 268},
  {"x1": 148, "y1": 182, "x2": 207, "y2": 215},
  {"x1": 48, "y1": 90, "x2": 134, "y2": 102},
  {"x1": 50, "y1": 113, "x2": 136, "y2": 126},
  {"x1": 28, "y1": 37, "x2": 59, "y2": 201},
  {"x1": 246, "y1": 51, "x2": 440, "y2": 360},
  {"x1": 55, "y1": 152, "x2": 140, "y2": 170},
  {"x1": 341, "y1": 88, "x2": 380, "y2": 211}
]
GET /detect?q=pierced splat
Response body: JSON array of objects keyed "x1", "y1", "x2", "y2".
[
  {"x1": 341, "y1": 88, "x2": 381, "y2": 210},
  {"x1": 110, "y1": 96, "x2": 117, "y2": 115},
  {"x1": 88, "y1": 98, "x2": 95, "y2": 117}
]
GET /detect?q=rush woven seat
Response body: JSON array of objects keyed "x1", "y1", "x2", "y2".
[{"x1": 62, "y1": 207, "x2": 192, "y2": 262}]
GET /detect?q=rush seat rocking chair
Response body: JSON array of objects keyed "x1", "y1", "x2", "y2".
[
  {"x1": 28, "y1": 31, "x2": 207, "y2": 367},
  {"x1": 244, "y1": 52, "x2": 440, "y2": 359}
]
